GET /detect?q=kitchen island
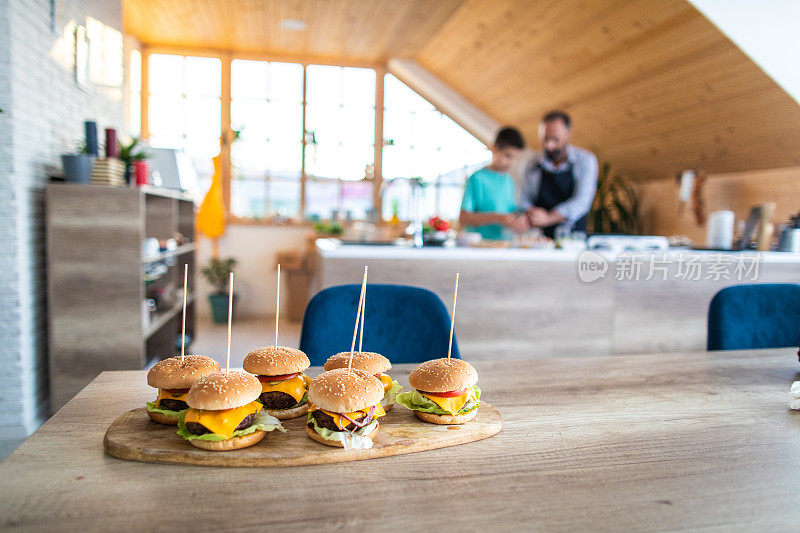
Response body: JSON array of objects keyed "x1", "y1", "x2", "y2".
[
  {"x1": 2, "y1": 349, "x2": 800, "y2": 530},
  {"x1": 312, "y1": 241, "x2": 800, "y2": 358}
]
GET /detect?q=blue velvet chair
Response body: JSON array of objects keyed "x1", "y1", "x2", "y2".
[
  {"x1": 299, "y1": 284, "x2": 459, "y2": 365},
  {"x1": 707, "y1": 283, "x2": 800, "y2": 350}
]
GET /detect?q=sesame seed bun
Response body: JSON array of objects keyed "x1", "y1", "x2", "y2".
[
  {"x1": 414, "y1": 409, "x2": 477, "y2": 425},
  {"x1": 186, "y1": 371, "x2": 261, "y2": 411},
  {"x1": 323, "y1": 351, "x2": 391, "y2": 375},
  {"x1": 242, "y1": 346, "x2": 310, "y2": 376},
  {"x1": 408, "y1": 358, "x2": 478, "y2": 393},
  {"x1": 188, "y1": 429, "x2": 266, "y2": 451},
  {"x1": 308, "y1": 368, "x2": 384, "y2": 413},
  {"x1": 305, "y1": 421, "x2": 379, "y2": 447},
  {"x1": 146, "y1": 355, "x2": 221, "y2": 389}
]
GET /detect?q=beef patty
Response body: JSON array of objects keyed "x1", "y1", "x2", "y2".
[
  {"x1": 308, "y1": 410, "x2": 371, "y2": 432},
  {"x1": 185, "y1": 412, "x2": 256, "y2": 436},
  {"x1": 259, "y1": 391, "x2": 301, "y2": 410},
  {"x1": 158, "y1": 398, "x2": 189, "y2": 411}
]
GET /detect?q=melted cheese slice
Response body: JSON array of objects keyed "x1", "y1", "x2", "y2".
[
  {"x1": 377, "y1": 373, "x2": 393, "y2": 392},
  {"x1": 259, "y1": 374, "x2": 310, "y2": 403},
  {"x1": 156, "y1": 388, "x2": 188, "y2": 406},
  {"x1": 184, "y1": 401, "x2": 262, "y2": 438},
  {"x1": 420, "y1": 388, "x2": 475, "y2": 415},
  {"x1": 310, "y1": 403, "x2": 386, "y2": 431}
]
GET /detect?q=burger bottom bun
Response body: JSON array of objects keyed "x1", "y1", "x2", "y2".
[
  {"x1": 147, "y1": 410, "x2": 179, "y2": 425},
  {"x1": 266, "y1": 403, "x2": 309, "y2": 420},
  {"x1": 188, "y1": 430, "x2": 266, "y2": 451},
  {"x1": 305, "y1": 422, "x2": 379, "y2": 448},
  {"x1": 414, "y1": 409, "x2": 477, "y2": 425}
]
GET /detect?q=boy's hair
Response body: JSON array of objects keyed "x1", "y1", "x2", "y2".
[
  {"x1": 542, "y1": 110, "x2": 571, "y2": 129},
  {"x1": 494, "y1": 127, "x2": 525, "y2": 149}
]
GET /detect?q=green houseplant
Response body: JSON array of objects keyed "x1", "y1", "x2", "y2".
[
  {"x1": 119, "y1": 137, "x2": 150, "y2": 184},
  {"x1": 61, "y1": 140, "x2": 96, "y2": 183},
  {"x1": 588, "y1": 163, "x2": 642, "y2": 235},
  {"x1": 201, "y1": 257, "x2": 238, "y2": 324}
]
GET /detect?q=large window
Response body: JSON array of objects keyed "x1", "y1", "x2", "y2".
[
  {"x1": 142, "y1": 54, "x2": 489, "y2": 223},
  {"x1": 148, "y1": 54, "x2": 221, "y2": 185},
  {"x1": 305, "y1": 65, "x2": 375, "y2": 220},
  {"x1": 230, "y1": 59, "x2": 304, "y2": 219},
  {"x1": 382, "y1": 74, "x2": 490, "y2": 221}
]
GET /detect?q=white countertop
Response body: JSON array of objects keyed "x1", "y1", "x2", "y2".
[{"x1": 316, "y1": 240, "x2": 800, "y2": 263}]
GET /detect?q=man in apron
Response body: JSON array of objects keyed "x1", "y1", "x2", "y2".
[{"x1": 519, "y1": 111, "x2": 599, "y2": 239}]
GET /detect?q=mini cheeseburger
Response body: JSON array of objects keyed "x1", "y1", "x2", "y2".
[
  {"x1": 307, "y1": 368, "x2": 386, "y2": 450},
  {"x1": 242, "y1": 346, "x2": 312, "y2": 420},
  {"x1": 395, "y1": 358, "x2": 481, "y2": 424},
  {"x1": 177, "y1": 371, "x2": 283, "y2": 451},
  {"x1": 145, "y1": 355, "x2": 221, "y2": 425},
  {"x1": 323, "y1": 351, "x2": 402, "y2": 409}
]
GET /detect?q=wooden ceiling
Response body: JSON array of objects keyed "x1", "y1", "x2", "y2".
[
  {"x1": 124, "y1": 0, "x2": 800, "y2": 180},
  {"x1": 122, "y1": 0, "x2": 465, "y2": 62}
]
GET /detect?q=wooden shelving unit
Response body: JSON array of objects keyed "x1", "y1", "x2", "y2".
[{"x1": 46, "y1": 183, "x2": 197, "y2": 412}]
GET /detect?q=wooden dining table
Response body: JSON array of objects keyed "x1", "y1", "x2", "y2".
[{"x1": 2, "y1": 348, "x2": 800, "y2": 530}]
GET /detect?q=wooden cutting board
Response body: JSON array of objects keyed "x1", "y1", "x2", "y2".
[{"x1": 103, "y1": 402, "x2": 502, "y2": 467}]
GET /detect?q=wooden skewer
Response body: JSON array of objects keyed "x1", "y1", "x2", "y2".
[
  {"x1": 349, "y1": 266, "x2": 368, "y2": 371},
  {"x1": 358, "y1": 272, "x2": 366, "y2": 353},
  {"x1": 226, "y1": 272, "x2": 233, "y2": 374},
  {"x1": 275, "y1": 264, "x2": 280, "y2": 349},
  {"x1": 448, "y1": 273, "x2": 459, "y2": 360},
  {"x1": 180, "y1": 263, "x2": 188, "y2": 361}
]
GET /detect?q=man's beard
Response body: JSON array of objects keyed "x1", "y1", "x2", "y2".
[{"x1": 545, "y1": 148, "x2": 563, "y2": 162}]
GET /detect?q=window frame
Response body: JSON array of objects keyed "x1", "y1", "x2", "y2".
[{"x1": 139, "y1": 46, "x2": 485, "y2": 225}]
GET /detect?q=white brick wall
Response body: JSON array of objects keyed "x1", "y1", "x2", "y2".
[{"x1": 0, "y1": 0, "x2": 124, "y2": 437}]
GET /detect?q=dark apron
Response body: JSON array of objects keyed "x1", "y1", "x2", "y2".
[{"x1": 534, "y1": 161, "x2": 587, "y2": 238}]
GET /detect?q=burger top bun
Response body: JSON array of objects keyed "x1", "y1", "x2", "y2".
[
  {"x1": 147, "y1": 355, "x2": 221, "y2": 389},
  {"x1": 323, "y1": 351, "x2": 391, "y2": 375},
  {"x1": 242, "y1": 346, "x2": 310, "y2": 376},
  {"x1": 186, "y1": 371, "x2": 261, "y2": 410},
  {"x1": 308, "y1": 368, "x2": 384, "y2": 413},
  {"x1": 408, "y1": 358, "x2": 478, "y2": 393}
]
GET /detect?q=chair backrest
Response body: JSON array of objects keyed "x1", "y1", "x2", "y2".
[
  {"x1": 299, "y1": 284, "x2": 459, "y2": 365},
  {"x1": 707, "y1": 283, "x2": 800, "y2": 350}
]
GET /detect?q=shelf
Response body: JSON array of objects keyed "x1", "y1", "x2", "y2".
[
  {"x1": 144, "y1": 293, "x2": 196, "y2": 339},
  {"x1": 142, "y1": 242, "x2": 196, "y2": 264},
  {"x1": 140, "y1": 185, "x2": 195, "y2": 202}
]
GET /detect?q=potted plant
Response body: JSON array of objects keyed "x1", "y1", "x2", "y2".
[
  {"x1": 119, "y1": 137, "x2": 150, "y2": 185},
  {"x1": 588, "y1": 163, "x2": 642, "y2": 235},
  {"x1": 201, "y1": 257, "x2": 238, "y2": 324},
  {"x1": 61, "y1": 141, "x2": 96, "y2": 183}
]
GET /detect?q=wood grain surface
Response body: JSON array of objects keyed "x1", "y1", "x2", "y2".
[
  {"x1": 103, "y1": 404, "x2": 501, "y2": 467},
  {"x1": 3, "y1": 352, "x2": 800, "y2": 530}
]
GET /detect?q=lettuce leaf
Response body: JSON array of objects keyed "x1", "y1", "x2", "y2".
[
  {"x1": 145, "y1": 401, "x2": 183, "y2": 419},
  {"x1": 176, "y1": 409, "x2": 285, "y2": 442},
  {"x1": 380, "y1": 380, "x2": 403, "y2": 407},
  {"x1": 395, "y1": 386, "x2": 481, "y2": 415},
  {"x1": 307, "y1": 413, "x2": 378, "y2": 450}
]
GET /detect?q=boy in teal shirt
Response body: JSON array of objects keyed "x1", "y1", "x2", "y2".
[{"x1": 460, "y1": 127, "x2": 528, "y2": 240}]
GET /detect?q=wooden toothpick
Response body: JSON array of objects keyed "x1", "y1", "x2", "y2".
[
  {"x1": 448, "y1": 273, "x2": 459, "y2": 360},
  {"x1": 275, "y1": 264, "x2": 281, "y2": 348},
  {"x1": 180, "y1": 263, "x2": 188, "y2": 361},
  {"x1": 358, "y1": 271, "x2": 366, "y2": 353},
  {"x1": 226, "y1": 272, "x2": 233, "y2": 374},
  {"x1": 349, "y1": 266, "x2": 368, "y2": 371}
]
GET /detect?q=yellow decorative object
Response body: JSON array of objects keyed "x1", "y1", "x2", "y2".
[{"x1": 196, "y1": 154, "x2": 226, "y2": 240}]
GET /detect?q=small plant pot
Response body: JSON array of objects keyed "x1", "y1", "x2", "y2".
[
  {"x1": 61, "y1": 154, "x2": 96, "y2": 183},
  {"x1": 208, "y1": 292, "x2": 237, "y2": 324}
]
